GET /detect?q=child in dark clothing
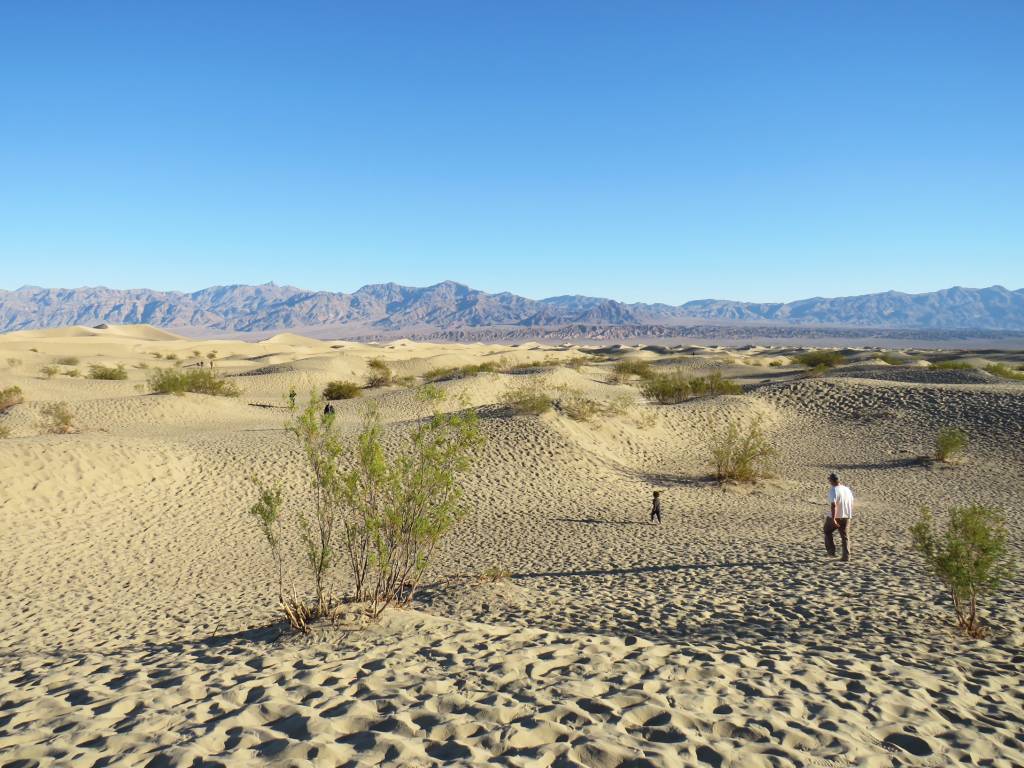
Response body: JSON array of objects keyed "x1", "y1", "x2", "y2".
[{"x1": 651, "y1": 490, "x2": 661, "y2": 524}]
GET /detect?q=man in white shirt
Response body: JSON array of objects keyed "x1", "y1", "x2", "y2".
[{"x1": 825, "y1": 473, "x2": 854, "y2": 562}]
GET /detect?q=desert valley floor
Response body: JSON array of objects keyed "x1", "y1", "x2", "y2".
[{"x1": 0, "y1": 325, "x2": 1022, "y2": 767}]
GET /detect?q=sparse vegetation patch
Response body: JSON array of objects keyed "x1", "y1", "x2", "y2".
[
  {"x1": 366, "y1": 358, "x2": 393, "y2": 388},
  {"x1": 88, "y1": 363, "x2": 128, "y2": 380},
  {"x1": 795, "y1": 350, "x2": 845, "y2": 368},
  {"x1": 935, "y1": 427, "x2": 968, "y2": 463},
  {"x1": 322, "y1": 380, "x2": 361, "y2": 400},
  {"x1": 641, "y1": 370, "x2": 741, "y2": 404},
  {"x1": 423, "y1": 362, "x2": 501, "y2": 382},
  {"x1": 984, "y1": 363, "x2": 1024, "y2": 381},
  {"x1": 41, "y1": 402, "x2": 75, "y2": 433},
  {"x1": 0, "y1": 386, "x2": 24, "y2": 412},
  {"x1": 40, "y1": 365, "x2": 59, "y2": 379},
  {"x1": 55, "y1": 356, "x2": 80, "y2": 366},
  {"x1": 148, "y1": 368, "x2": 240, "y2": 396},
  {"x1": 500, "y1": 379, "x2": 554, "y2": 415}
]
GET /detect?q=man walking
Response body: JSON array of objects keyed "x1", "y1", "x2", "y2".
[{"x1": 825, "y1": 473, "x2": 853, "y2": 562}]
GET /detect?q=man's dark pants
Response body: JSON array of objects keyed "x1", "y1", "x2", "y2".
[{"x1": 824, "y1": 517, "x2": 851, "y2": 561}]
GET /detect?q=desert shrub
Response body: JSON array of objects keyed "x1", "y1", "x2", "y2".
[
  {"x1": 935, "y1": 427, "x2": 968, "y2": 463},
  {"x1": 768, "y1": 360, "x2": 784, "y2": 367},
  {"x1": 151, "y1": 352, "x2": 163, "y2": 359},
  {"x1": 29, "y1": 348, "x2": 38, "y2": 353},
  {"x1": 500, "y1": 379, "x2": 554, "y2": 415},
  {"x1": 804, "y1": 364, "x2": 830, "y2": 378},
  {"x1": 192, "y1": 350, "x2": 202, "y2": 358},
  {"x1": 417, "y1": 383, "x2": 446, "y2": 403},
  {"x1": 394, "y1": 375, "x2": 416, "y2": 387},
  {"x1": 88, "y1": 363, "x2": 128, "y2": 380},
  {"x1": 55, "y1": 356, "x2": 79, "y2": 366},
  {"x1": 245, "y1": 399, "x2": 484, "y2": 627},
  {"x1": 795, "y1": 350, "x2": 844, "y2": 368},
  {"x1": 873, "y1": 352, "x2": 906, "y2": 365},
  {"x1": 165, "y1": 353, "x2": 178, "y2": 361},
  {"x1": 423, "y1": 362, "x2": 501, "y2": 382},
  {"x1": 366, "y1": 358, "x2": 393, "y2": 388},
  {"x1": 0, "y1": 425, "x2": 9, "y2": 439},
  {"x1": 6, "y1": 358, "x2": 22, "y2": 368},
  {"x1": 709, "y1": 415, "x2": 775, "y2": 482},
  {"x1": 64, "y1": 368, "x2": 80, "y2": 378},
  {"x1": 0, "y1": 386, "x2": 24, "y2": 412},
  {"x1": 911, "y1": 505, "x2": 1015, "y2": 638},
  {"x1": 41, "y1": 402, "x2": 74, "y2": 433},
  {"x1": 931, "y1": 360, "x2": 972, "y2": 370},
  {"x1": 983, "y1": 363, "x2": 1024, "y2": 381},
  {"x1": 148, "y1": 368, "x2": 240, "y2": 396},
  {"x1": 641, "y1": 370, "x2": 741, "y2": 404},
  {"x1": 40, "y1": 365, "x2": 59, "y2": 379},
  {"x1": 323, "y1": 380, "x2": 361, "y2": 400},
  {"x1": 564, "y1": 356, "x2": 590, "y2": 370},
  {"x1": 479, "y1": 566, "x2": 511, "y2": 583},
  {"x1": 611, "y1": 359, "x2": 654, "y2": 381},
  {"x1": 556, "y1": 389, "x2": 601, "y2": 421},
  {"x1": 341, "y1": 406, "x2": 484, "y2": 617},
  {"x1": 134, "y1": 362, "x2": 149, "y2": 369}
]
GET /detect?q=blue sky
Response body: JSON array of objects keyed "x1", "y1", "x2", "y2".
[{"x1": 1, "y1": 1, "x2": 1021, "y2": 303}]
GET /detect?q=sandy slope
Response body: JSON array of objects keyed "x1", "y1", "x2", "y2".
[{"x1": 1, "y1": 326, "x2": 1022, "y2": 767}]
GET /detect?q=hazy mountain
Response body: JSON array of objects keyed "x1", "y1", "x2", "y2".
[{"x1": 1, "y1": 282, "x2": 1022, "y2": 334}]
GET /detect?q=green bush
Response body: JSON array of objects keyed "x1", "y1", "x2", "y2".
[
  {"x1": 500, "y1": 380, "x2": 554, "y2": 415},
  {"x1": 366, "y1": 358, "x2": 393, "y2": 388},
  {"x1": 556, "y1": 389, "x2": 601, "y2": 421},
  {"x1": 88, "y1": 363, "x2": 128, "y2": 380},
  {"x1": 911, "y1": 505, "x2": 1015, "y2": 638},
  {"x1": 245, "y1": 399, "x2": 484, "y2": 628},
  {"x1": 0, "y1": 386, "x2": 24, "y2": 412},
  {"x1": 423, "y1": 362, "x2": 501, "y2": 382},
  {"x1": 641, "y1": 370, "x2": 741, "y2": 404},
  {"x1": 935, "y1": 427, "x2": 968, "y2": 463},
  {"x1": 323, "y1": 380, "x2": 361, "y2": 400},
  {"x1": 931, "y1": 360, "x2": 972, "y2": 370},
  {"x1": 55, "y1": 356, "x2": 80, "y2": 366},
  {"x1": 611, "y1": 359, "x2": 654, "y2": 381},
  {"x1": 709, "y1": 415, "x2": 775, "y2": 482},
  {"x1": 983, "y1": 363, "x2": 1024, "y2": 381},
  {"x1": 795, "y1": 350, "x2": 845, "y2": 368},
  {"x1": 416, "y1": 383, "x2": 446, "y2": 403},
  {"x1": 41, "y1": 402, "x2": 75, "y2": 433},
  {"x1": 40, "y1": 365, "x2": 59, "y2": 379},
  {"x1": 148, "y1": 368, "x2": 240, "y2": 396}
]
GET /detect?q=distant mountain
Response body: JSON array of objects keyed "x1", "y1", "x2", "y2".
[{"x1": 1, "y1": 282, "x2": 1022, "y2": 334}]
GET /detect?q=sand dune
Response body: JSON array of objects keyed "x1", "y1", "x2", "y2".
[{"x1": 1, "y1": 327, "x2": 1022, "y2": 766}]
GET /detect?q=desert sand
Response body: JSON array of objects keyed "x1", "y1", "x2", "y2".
[{"x1": 1, "y1": 325, "x2": 1022, "y2": 767}]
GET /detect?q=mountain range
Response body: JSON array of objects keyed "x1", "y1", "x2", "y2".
[{"x1": 1, "y1": 282, "x2": 1023, "y2": 336}]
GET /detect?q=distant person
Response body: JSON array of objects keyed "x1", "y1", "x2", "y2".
[
  {"x1": 825, "y1": 473, "x2": 854, "y2": 562},
  {"x1": 650, "y1": 490, "x2": 662, "y2": 524},
  {"x1": 288, "y1": 388, "x2": 297, "y2": 407}
]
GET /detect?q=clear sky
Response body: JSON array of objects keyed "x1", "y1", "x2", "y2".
[{"x1": 1, "y1": 2, "x2": 1021, "y2": 303}]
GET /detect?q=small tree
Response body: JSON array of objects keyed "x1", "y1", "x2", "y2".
[
  {"x1": 289, "y1": 398, "x2": 345, "y2": 616},
  {"x1": 342, "y1": 404, "x2": 484, "y2": 617},
  {"x1": 935, "y1": 427, "x2": 968, "y2": 463},
  {"x1": 911, "y1": 506, "x2": 1015, "y2": 638},
  {"x1": 709, "y1": 415, "x2": 775, "y2": 482}
]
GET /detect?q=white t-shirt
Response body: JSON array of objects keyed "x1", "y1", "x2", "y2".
[{"x1": 827, "y1": 484, "x2": 854, "y2": 519}]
